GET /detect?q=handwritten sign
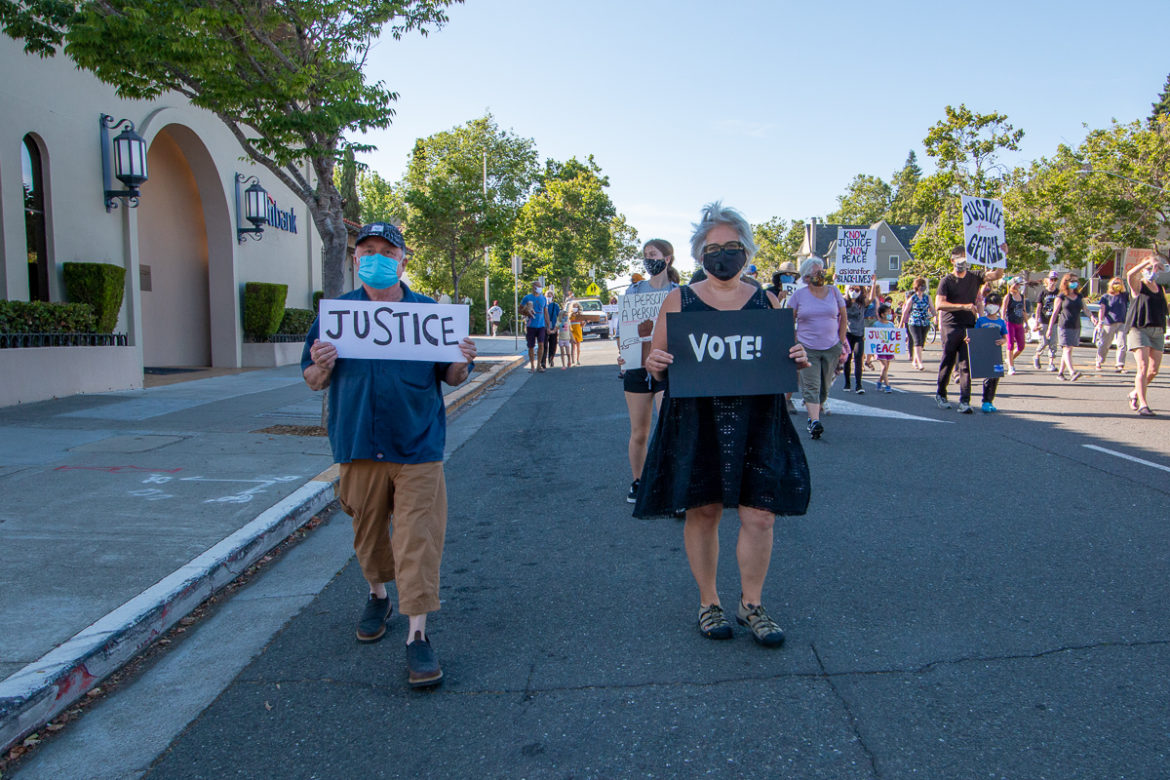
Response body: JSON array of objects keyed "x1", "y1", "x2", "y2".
[
  {"x1": 864, "y1": 327, "x2": 905, "y2": 357},
  {"x1": 835, "y1": 228, "x2": 876, "y2": 285},
  {"x1": 961, "y1": 195, "x2": 1007, "y2": 268},
  {"x1": 318, "y1": 299, "x2": 468, "y2": 362},
  {"x1": 618, "y1": 289, "x2": 672, "y2": 368},
  {"x1": 665, "y1": 309, "x2": 798, "y2": 397}
]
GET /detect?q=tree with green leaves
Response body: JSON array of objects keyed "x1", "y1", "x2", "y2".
[
  {"x1": 403, "y1": 114, "x2": 538, "y2": 301},
  {"x1": 1151, "y1": 73, "x2": 1170, "y2": 126},
  {"x1": 1, "y1": 0, "x2": 461, "y2": 298},
  {"x1": 513, "y1": 155, "x2": 638, "y2": 298},
  {"x1": 357, "y1": 170, "x2": 407, "y2": 226},
  {"x1": 752, "y1": 217, "x2": 805, "y2": 275},
  {"x1": 826, "y1": 174, "x2": 893, "y2": 225},
  {"x1": 888, "y1": 151, "x2": 925, "y2": 224},
  {"x1": 909, "y1": 105, "x2": 1024, "y2": 278}
]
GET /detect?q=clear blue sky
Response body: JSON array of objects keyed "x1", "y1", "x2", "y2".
[{"x1": 357, "y1": 0, "x2": 1170, "y2": 272}]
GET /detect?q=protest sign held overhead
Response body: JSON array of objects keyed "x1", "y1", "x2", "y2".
[
  {"x1": 960, "y1": 195, "x2": 1007, "y2": 268},
  {"x1": 665, "y1": 308, "x2": 798, "y2": 398},
  {"x1": 835, "y1": 228, "x2": 877, "y2": 285},
  {"x1": 318, "y1": 299, "x2": 468, "y2": 362},
  {"x1": 618, "y1": 289, "x2": 672, "y2": 368},
  {"x1": 865, "y1": 327, "x2": 905, "y2": 358}
]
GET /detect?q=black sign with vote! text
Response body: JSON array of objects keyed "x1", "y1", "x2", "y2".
[{"x1": 666, "y1": 308, "x2": 798, "y2": 398}]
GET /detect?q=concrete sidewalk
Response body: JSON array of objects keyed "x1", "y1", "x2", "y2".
[{"x1": 0, "y1": 337, "x2": 525, "y2": 752}]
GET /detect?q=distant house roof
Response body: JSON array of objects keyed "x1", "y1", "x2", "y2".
[{"x1": 887, "y1": 224, "x2": 921, "y2": 254}]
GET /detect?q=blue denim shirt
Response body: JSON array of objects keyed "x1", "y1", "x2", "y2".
[{"x1": 302, "y1": 285, "x2": 452, "y2": 464}]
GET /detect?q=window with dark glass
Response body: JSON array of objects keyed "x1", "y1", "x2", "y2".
[{"x1": 22, "y1": 135, "x2": 50, "y2": 302}]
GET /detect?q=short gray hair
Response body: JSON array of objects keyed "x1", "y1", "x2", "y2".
[
  {"x1": 799, "y1": 256, "x2": 825, "y2": 279},
  {"x1": 689, "y1": 201, "x2": 757, "y2": 261}
]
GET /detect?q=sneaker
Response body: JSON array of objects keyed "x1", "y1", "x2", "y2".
[
  {"x1": 405, "y1": 631, "x2": 443, "y2": 688},
  {"x1": 356, "y1": 594, "x2": 392, "y2": 643},
  {"x1": 842, "y1": 385, "x2": 852, "y2": 392},
  {"x1": 736, "y1": 600, "x2": 785, "y2": 647},
  {"x1": 809, "y1": 419, "x2": 824, "y2": 440},
  {"x1": 882, "y1": 383, "x2": 893, "y2": 394},
  {"x1": 1047, "y1": 364, "x2": 1058, "y2": 372},
  {"x1": 935, "y1": 394, "x2": 952, "y2": 410},
  {"x1": 1070, "y1": 371, "x2": 1082, "y2": 382},
  {"x1": 981, "y1": 402, "x2": 997, "y2": 413},
  {"x1": 627, "y1": 479, "x2": 639, "y2": 504},
  {"x1": 957, "y1": 401, "x2": 973, "y2": 414},
  {"x1": 698, "y1": 603, "x2": 733, "y2": 640},
  {"x1": 1007, "y1": 367, "x2": 1017, "y2": 376},
  {"x1": 855, "y1": 386, "x2": 865, "y2": 395},
  {"x1": 1033, "y1": 355, "x2": 1041, "y2": 369}
]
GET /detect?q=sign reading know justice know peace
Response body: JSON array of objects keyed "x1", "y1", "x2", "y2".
[
  {"x1": 319, "y1": 299, "x2": 469, "y2": 362},
  {"x1": 666, "y1": 308, "x2": 798, "y2": 398},
  {"x1": 835, "y1": 228, "x2": 877, "y2": 285}
]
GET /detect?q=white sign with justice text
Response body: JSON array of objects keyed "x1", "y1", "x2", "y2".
[
  {"x1": 960, "y1": 195, "x2": 1007, "y2": 269},
  {"x1": 318, "y1": 299, "x2": 468, "y2": 362},
  {"x1": 835, "y1": 228, "x2": 877, "y2": 285}
]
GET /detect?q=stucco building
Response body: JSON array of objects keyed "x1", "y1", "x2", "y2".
[{"x1": 1, "y1": 38, "x2": 335, "y2": 404}]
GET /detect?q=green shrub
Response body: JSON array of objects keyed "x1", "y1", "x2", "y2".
[
  {"x1": 0, "y1": 300, "x2": 96, "y2": 333},
  {"x1": 243, "y1": 282, "x2": 288, "y2": 340},
  {"x1": 277, "y1": 307, "x2": 315, "y2": 335},
  {"x1": 312, "y1": 290, "x2": 324, "y2": 311},
  {"x1": 63, "y1": 262, "x2": 125, "y2": 332}
]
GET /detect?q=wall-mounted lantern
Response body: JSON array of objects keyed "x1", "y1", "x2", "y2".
[
  {"x1": 100, "y1": 114, "x2": 148, "y2": 212},
  {"x1": 235, "y1": 173, "x2": 269, "y2": 243}
]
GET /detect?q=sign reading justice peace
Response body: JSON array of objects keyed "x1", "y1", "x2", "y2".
[
  {"x1": 665, "y1": 308, "x2": 798, "y2": 397},
  {"x1": 318, "y1": 299, "x2": 468, "y2": 362}
]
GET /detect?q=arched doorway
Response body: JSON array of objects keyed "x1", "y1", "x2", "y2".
[{"x1": 136, "y1": 126, "x2": 212, "y2": 367}]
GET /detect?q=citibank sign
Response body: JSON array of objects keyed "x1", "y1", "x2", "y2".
[{"x1": 266, "y1": 194, "x2": 297, "y2": 234}]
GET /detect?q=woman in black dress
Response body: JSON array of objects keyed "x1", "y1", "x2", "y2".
[{"x1": 634, "y1": 202, "x2": 810, "y2": 647}]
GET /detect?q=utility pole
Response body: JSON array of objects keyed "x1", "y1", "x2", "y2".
[{"x1": 483, "y1": 151, "x2": 490, "y2": 337}]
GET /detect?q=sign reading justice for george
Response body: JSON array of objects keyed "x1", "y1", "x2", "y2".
[
  {"x1": 318, "y1": 299, "x2": 468, "y2": 362},
  {"x1": 665, "y1": 308, "x2": 798, "y2": 398}
]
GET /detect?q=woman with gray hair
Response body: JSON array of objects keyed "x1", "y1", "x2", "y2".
[
  {"x1": 787, "y1": 256, "x2": 848, "y2": 438},
  {"x1": 634, "y1": 202, "x2": 811, "y2": 648}
]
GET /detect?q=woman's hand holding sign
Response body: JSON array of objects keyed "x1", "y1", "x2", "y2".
[{"x1": 789, "y1": 342, "x2": 810, "y2": 370}]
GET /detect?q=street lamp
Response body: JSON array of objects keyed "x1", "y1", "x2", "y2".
[
  {"x1": 235, "y1": 173, "x2": 269, "y2": 243},
  {"x1": 100, "y1": 114, "x2": 148, "y2": 211}
]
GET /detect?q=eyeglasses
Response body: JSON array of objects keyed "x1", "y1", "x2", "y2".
[{"x1": 701, "y1": 240, "x2": 746, "y2": 257}]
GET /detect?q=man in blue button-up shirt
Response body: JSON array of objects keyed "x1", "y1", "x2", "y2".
[{"x1": 302, "y1": 222, "x2": 476, "y2": 689}]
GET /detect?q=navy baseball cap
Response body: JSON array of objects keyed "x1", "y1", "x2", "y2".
[{"x1": 355, "y1": 222, "x2": 405, "y2": 248}]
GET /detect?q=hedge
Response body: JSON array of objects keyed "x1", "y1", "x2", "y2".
[
  {"x1": 0, "y1": 300, "x2": 97, "y2": 334},
  {"x1": 277, "y1": 307, "x2": 315, "y2": 335},
  {"x1": 243, "y1": 282, "x2": 288, "y2": 340},
  {"x1": 63, "y1": 262, "x2": 125, "y2": 333},
  {"x1": 312, "y1": 290, "x2": 324, "y2": 311}
]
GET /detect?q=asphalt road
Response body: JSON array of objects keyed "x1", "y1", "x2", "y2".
[{"x1": 15, "y1": 340, "x2": 1170, "y2": 779}]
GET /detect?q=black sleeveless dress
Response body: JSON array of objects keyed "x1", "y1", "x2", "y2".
[{"x1": 633, "y1": 285, "x2": 811, "y2": 518}]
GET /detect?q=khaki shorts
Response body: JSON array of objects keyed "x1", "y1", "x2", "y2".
[
  {"x1": 1127, "y1": 326, "x2": 1165, "y2": 351},
  {"x1": 338, "y1": 460, "x2": 447, "y2": 616}
]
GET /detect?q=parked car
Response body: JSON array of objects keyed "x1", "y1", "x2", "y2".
[
  {"x1": 568, "y1": 297, "x2": 611, "y2": 339},
  {"x1": 1080, "y1": 303, "x2": 1097, "y2": 344}
]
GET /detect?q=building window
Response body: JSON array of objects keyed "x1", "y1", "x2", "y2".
[
  {"x1": 880, "y1": 234, "x2": 886, "y2": 244},
  {"x1": 889, "y1": 254, "x2": 900, "y2": 271},
  {"x1": 22, "y1": 135, "x2": 50, "y2": 302}
]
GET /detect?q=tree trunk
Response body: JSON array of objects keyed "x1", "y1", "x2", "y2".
[{"x1": 307, "y1": 159, "x2": 348, "y2": 299}]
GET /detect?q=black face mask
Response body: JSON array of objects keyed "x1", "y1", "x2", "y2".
[
  {"x1": 643, "y1": 257, "x2": 668, "y2": 277},
  {"x1": 702, "y1": 248, "x2": 747, "y2": 281}
]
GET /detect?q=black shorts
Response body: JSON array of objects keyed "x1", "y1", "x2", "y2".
[
  {"x1": 907, "y1": 324, "x2": 929, "y2": 348},
  {"x1": 525, "y1": 326, "x2": 546, "y2": 350},
  {"x1": 622, "y1": 368, "x2": 667, "y2": 394}
]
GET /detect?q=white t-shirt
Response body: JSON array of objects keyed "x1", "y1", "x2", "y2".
[{"x1": 488, "y1": 305, "x2": 503, "y2": 321}]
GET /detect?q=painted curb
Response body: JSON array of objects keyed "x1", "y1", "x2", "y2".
[{"x1": 0, "y1": 353, "x2": 525, "y2": 754}]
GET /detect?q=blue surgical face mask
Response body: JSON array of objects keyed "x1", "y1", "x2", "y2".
[
  {"x1": 1069, "y1": 281, "x2": 1079, "y2": 290},
  {"x1": 358, "y1": 253, "x2": 399, "y2": 289}
]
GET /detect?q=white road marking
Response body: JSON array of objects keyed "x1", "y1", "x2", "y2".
[
  {"x1": 1083, "y1": 445, "x2": 1170, "y2": 474},
  {"x1": 793, "y1": 397, "x2": 950, "y2": 423}
]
